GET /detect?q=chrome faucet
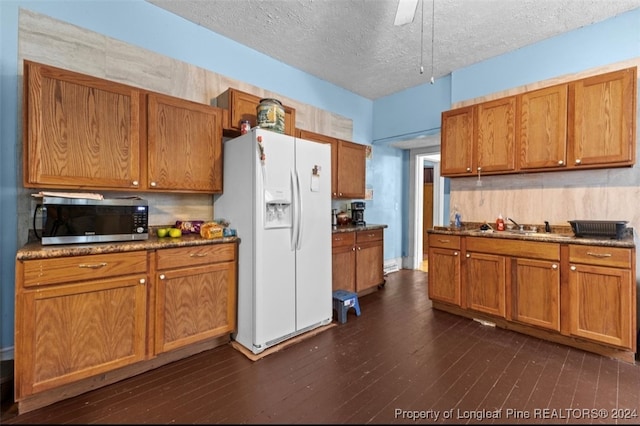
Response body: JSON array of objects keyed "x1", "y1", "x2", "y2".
[{"x1": 506, "y1": 217, "x2": 524, "y2": 231}]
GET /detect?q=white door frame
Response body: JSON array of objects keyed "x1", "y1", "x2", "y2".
[{"x1": 408, "y1": 148, "x2": 444, "y2": 270}]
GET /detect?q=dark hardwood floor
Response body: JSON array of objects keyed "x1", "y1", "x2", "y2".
[{"x1": 2, "y1": 269, "x2": 640, "y2": 424}]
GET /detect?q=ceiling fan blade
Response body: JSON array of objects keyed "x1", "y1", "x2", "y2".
[{"x1": 394, "y1": 0, "x2": 419, "y2": 26}]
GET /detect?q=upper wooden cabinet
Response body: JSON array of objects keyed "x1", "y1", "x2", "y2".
[
  {"x1": 519, "y1": 84, "x2": 568, "y2": 170},
  {"x1": 23, "y1": 60, "x2": 224, "y2": 194},
  {"x1": 216, "y1": 88, "x2": 296, "y2": 137},
  {"x1": 23, "y1": 60, "x2": 142, "y2": 189},
  {"x1": 297, "y1": 129, "x2": 366, "y2": 199},
  {"x1": 441, "y1": 66, "x2": 637, "y2": 177},
  {"x1": 476, "y1": 95, "x2": 517, "y2": 174},
  {"x1": 147, "y1": 93, "x2": 223, "y2": 192},
  {"x1": 441, "y1": 96, "x2": 517, "y2": 177},
  {"x1": 569, "y1": 67, "x2": 637, "y2": 168},
  {"x1": 441, "y1": 106, "x2": 475, "y2": 176}
]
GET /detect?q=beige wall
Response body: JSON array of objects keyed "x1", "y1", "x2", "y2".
[{"x1": 16, "y1": 9, "x2": 353, "y2": 246}]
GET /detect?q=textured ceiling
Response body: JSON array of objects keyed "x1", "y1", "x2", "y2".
[{"x1": 147, "y1": 0, "x2": 640, "y2": 100}]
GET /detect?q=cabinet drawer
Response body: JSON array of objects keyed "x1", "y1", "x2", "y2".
[
  {"x1": 156, "y1": 243, "x2": 235, "y2": 270},
  {"x1": 569, "y1": 245, "x2": 632, "y2": 268},
  {"x1": 332, "y1": 232, "x2": 355, "y2": 248},
  {"x1": 356, "y1": 229, "x2": 383, "y2": 243},
  {"x1": 466, "y1": 236, "x2": 559, "y2": 261},
  {"x1": 429, "y1": 234, "x2": 461, "y2": 250},
  {"x1": 22, "y1": 251, "x2": 147, "y2": 288}
]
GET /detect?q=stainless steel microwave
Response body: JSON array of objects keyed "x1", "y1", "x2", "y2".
[{"x1": 38, "y1": 197, "x2": 149, "y2": 245}]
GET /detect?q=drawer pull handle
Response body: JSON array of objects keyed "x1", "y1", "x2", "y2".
[
  {"x1": 586, "y1": 252, "x2": 612, "y2": 258},
  {"x1": 78, "y1": 262, "x2": 107, "y2": 269},
  {"x1": 189, "y1": 253, "x2": 208, "y2": 258},
  {"x1": 438, "y1": 239, "x2": 450, "y2": 243}
]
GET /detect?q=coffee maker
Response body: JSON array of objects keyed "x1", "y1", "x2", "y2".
[{"x1": 351, "y1": 201, "x2": 366, "y2": 226}]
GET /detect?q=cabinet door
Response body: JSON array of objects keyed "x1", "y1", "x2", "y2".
[
  {"x1": 427, "y1": 247, "x2": 461, "y2": 306},
  {"x1": 476, "y1": 96, "x2": 517, "y2": 174},
  {"x1": 147, "y1": 93, "x2": 223, "y2": 193},
  {"x1": 298, "y1": 129, "x2": 339, "y2": 197},
  {"x1": 155, "y1": 262, "x2": 237, "y2": 354},
  {"x1": 337, "y1": 140, "x2": 366, "y2": 199},
  {"x1": 441, "y1": 106, "x2": 475, "y2": 176},
  {"x1": 519, "y1": 84, "x2": 568, "y2": 170},
  {"x1": 465, "y1": 252, "x2": 506, "y2": 317},
  {"x1": 24, "y1": 60, "x2": 141, "y2": 189},
  {"x1": 16, "y1": 276, "x2": 147, "y2": 398},
  {"x1": 229, "y1": 89, "x2": 260, "y2": 129},
  {"x1": 355, "y1": 240, "x2": 384, "y2": 292},
  {"x1": 512, "y1": 258, "x2": 560, "y2": 331},
  {"x1": 332, "y1": 244, "x2": 356, "y2": 292},
  {"x1": 568, "y1": 263, "x2": 633, "y2": 349},
  {"x1": 570, "y1": 67, "x2": 637, "y2": 168}
]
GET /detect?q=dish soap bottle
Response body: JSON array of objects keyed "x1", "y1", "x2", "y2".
[{"x1": 496, "y1": 214, "x2": 505, "y2": 231}]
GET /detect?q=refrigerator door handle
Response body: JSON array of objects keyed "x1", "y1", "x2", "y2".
[
  {"x1": 294, "y1": 170, "x2": 303, "y2": 250},
  {"x1": 290, "y1": 169, "x2": 300, "y2": 251}
]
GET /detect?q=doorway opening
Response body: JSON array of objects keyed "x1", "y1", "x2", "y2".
[{"x1": 409, "y1": 150, "x2": 445, "y2": 271}]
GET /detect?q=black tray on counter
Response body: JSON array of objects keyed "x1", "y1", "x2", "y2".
[{"x1": 569, "y1": 220, "x2": 628, "y2": 239}]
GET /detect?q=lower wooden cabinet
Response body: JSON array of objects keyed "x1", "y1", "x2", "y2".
[
  {"x1": 512, "y1": 258, "x2": 560, "y2": 331},
  {"x1": 15, "y1": 240, "x2": 238, "y2": 412},
  {"x1": 15, "y1": 251, "x2": 148, "y2": 400},
  {"x1": 465, "y1": 252, "x2": 506, "y2": 318},
  {"x1": 154, "y1": 244, "x2": 237, "y2": 354},
  {"x1": 567, "y1": 245, "x2": 634, "y2": 349},
  {"x1": 427, "y1": 235, "x2": 461, "y2": 306},
  {"x1": 332, "y1": 228, "x2": 384, "y2": 294},
  {"x1": 427, "y1": 232, "x2": 636, "y2": 361},
  {"x1": 331, "y1": 232, "x2": 356, "y2": 292}
]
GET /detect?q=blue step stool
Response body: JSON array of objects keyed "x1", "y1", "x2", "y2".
[{"x1": 332, "y1": 290, "x2": 361, "y2": 324}]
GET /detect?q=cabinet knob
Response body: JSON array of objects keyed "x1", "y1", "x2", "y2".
[
  {"x1": 150, "y1": 181, "x2": 157, "y2": 187},
  {"x1": 570, "y1": 265, "x2": 577, "y2": 271},
  {"x1": 575, "y1": 159, "x2": 582, "y2": 165},
  {"x1": 139, "y1": 278, "x2": 146, "y2": 284},
  {"x1": 159, "y1": 274, "x2": 166, "y2": 280},
  {"x1": 357, "y1": 246, "x2": 361, "y2": 251},
  {"x1": 477, "y1": 167, "x2": 482, "y2": 172},
  {"x1": 352, "y1": 247, "x2": 356, "y2": 251},
  {"x1": 557, "y1": 160, "x2": 564, "y2": 165},
  {"x1": 466, "y1": 253, "x2": 471, "y2": 258},
  {"x1": 132, "y1": 180, "x2": 139, "y2": 186},
  {"x1": 339, "y1": 192, "x2": 343, "y2": 196},
  {"x1": 552, "y1": 264, "x2": 558, "y2": 270},
  {"x1": 466, "y1": 167, "x2": 472, "y2": 172},
  {"x1": 454, "y1": 251, "x2": 459, "y2": 256}
]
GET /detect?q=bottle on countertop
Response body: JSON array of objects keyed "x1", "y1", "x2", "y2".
[{"x1": 496, "y1": 214, "x2": 505, "y2": 231}]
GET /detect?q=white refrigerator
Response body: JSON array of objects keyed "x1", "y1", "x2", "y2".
[{"x1": 214, "y1": 128, "x2": 332, "y2": 354}]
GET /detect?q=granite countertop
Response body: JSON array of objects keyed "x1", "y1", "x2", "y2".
[
  {"x1": 332, "y1": 223, "x2": 388, "y2": 233},
  {"x1": 429, "y1": 223, "x2": 634, "y2": 248},
  {"x1": 16, "y1": 234, "x2": 240, "y2": 261}
]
